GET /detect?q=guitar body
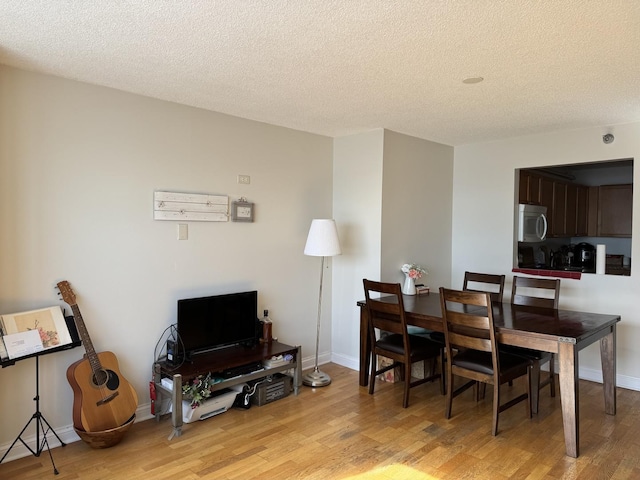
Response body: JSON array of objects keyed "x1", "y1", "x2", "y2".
[{"x1": 67, "y1": 351, "x2": 139, "y2": 432}]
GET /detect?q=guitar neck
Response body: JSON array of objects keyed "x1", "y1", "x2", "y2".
[{"x1": 71, "y1": 304, "x2": 102, "y2": 372}]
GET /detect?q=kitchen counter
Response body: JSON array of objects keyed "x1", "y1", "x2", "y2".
[
  {"x1": 513, "y1": 266, "x2": 631, "y2": 278},
  {"x1": 512, "y1": 267, "x2": 584, "y2": 279}
]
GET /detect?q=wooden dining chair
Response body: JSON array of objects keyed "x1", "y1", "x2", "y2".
[
  {"x1": 430, "y1": 272, "x2": 506, "y2": 350},
  {"x1": 363, "y1": 279, "x2": 444, "y2": 408},
  {"x1": 505, "y1": 275, "x2": 560, "y2": 413},
  {"x1": 511, "y1": 275, "x2": 560, "y2": 309},
  {"x1": 463, "y1": 271, "x2": 506, "y2": 304},
  {"x1": 439, "y1": 287, "x2": 532, "y2": 436}
]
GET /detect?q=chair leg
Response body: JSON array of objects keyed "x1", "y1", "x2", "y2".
[
  {"x1": 492, "y1": 382, "x2": 500, "y2": 436},
  {"x1": 402, "y1": 361, "x2": 412, "y2": 408},
  {"x1": 549, "y1": 354, "x2": 556, "y2": 397},
  {"x1": 445, "y1": 369, "x2": 454, "y2": 419},
  {"x1": 526, "y1": 368, "x2": 532, "y2": 419},
  {"x1": 439, "y1": 350, "x2": 446, "y2": 395},
  {"x1": 368, "y1": 354, "x2": 377, "y2": 396},
  {"x1": 475, "y1": 382, "x2": 486, "y2": 401}
]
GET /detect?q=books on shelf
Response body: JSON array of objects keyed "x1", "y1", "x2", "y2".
[{"x1": 0, "y1": 306, "x2": 73, "y2": 360}]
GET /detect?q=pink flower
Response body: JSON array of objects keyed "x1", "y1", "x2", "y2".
[{"x1": 401, "y1": 263, "x2": 427, "y2": 280}]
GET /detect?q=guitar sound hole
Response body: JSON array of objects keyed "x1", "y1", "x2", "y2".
[{"x1": 92, "y1": 369, "x2": 120, "y2": 390}]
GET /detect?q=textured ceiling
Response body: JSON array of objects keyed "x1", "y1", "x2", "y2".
[{"x1": 1, "y1": 1, "x2": 639, "y2": 146}]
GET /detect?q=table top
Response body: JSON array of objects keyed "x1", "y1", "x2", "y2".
[{"x1": 358, "y1": 292, "x2": 621, "y2": 343}]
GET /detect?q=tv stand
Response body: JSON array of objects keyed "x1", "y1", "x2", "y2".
[{"x1": 153, "y1": 341, "x2": 301, "y2": 439}]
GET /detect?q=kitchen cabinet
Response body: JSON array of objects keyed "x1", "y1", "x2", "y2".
[
  {"x1": 539, "y1": 176, "x2": 554, "y2": 224},
  {"x1": 518, "y1": 170, "x2": 541, "y2": 204},
  {"x1": 598, "y1": 184, "x2": 633, "y2": 237},
  {"x1": 565, "y1": 183, "x2": 578, "y2": 236},
  {"x1": 519, "y1": 170, "x2": 553, "y2": 206},
  {"x1": 551, "y1": 182, "x2": 567, "y2": 237},
  {"x1": 519, "y1": 170, "x2": 589, "y2": 238},
  {"x1": 576, "y1": 186, "x2": 589, "y2": 236}
]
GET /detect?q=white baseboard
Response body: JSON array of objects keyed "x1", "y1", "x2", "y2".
[
  {"x1": 301, "y1": 351, "x2": 332, "y2": 371},
  {"x1": 330, "y1": 352, "x2": 359, "y2": 371},
  {"x1": 1, "y1": 351, "x2": 330, "y2": 464},
  {"x1": 331, "y1": 353, "x2": 640, "y2": 392},
  {"x1": 0, "y1": 404, "x2": 153, "y2": 464},
  {"x1": 4, "y1": 360, "x2": 637, "y2": 465}
]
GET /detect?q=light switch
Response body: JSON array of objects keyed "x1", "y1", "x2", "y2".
[{"x1": 178, "y1": 223, "x2": 188, "y2": 240}]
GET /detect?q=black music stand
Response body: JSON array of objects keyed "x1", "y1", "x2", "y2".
[{"x1": 0, "y1": 315, "x2": 81, "y2": 475}]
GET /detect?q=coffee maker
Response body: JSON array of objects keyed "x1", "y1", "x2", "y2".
[{"x1": 574, "y1": 242, "x2": 595, "y2": 272}]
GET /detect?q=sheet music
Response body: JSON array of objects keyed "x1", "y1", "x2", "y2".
[
  {"x1": 0, "y1": 306, "x2": 73, "y2": 361},
  {"x1": 4, "y1": 330, "x2": 44, "y2": 359}
]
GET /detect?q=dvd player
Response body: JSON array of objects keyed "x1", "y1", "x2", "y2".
[{"x1": 220, "y1": 361, "x2": 264, "y2": 379}]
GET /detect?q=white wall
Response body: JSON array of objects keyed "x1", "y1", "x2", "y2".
[
  {"x1": 331, "y1": 130, "x2": 385, "y2": 368},
  {"x1": 0, "y1": 66, "x2": 334, "y2": 452},
  {"x1": 331, "y1": 129, "x2": 454, "y2": 369},
  {"x1": 453, "y1": 122, "x2": 640, "y2": 389},
  {"x1": 381, "y1": 130, "x2": 454, "y2": 290}
]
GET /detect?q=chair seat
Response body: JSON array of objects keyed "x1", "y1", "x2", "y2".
[
  {"x1": 452, "y1": 349, "x2": 532, "y2": 376},
  {"x1": 501, "y1": 345, "x2": 552, "y2": 361},
  {"x1": 428, "y1": 331, "x2": 445, "y2": 344},
  {"x1": 407, "y1": 326, "x2": 432, "y2": 336},
  {"x1": 376, "y1": 333, "x2": 442, "y2": 358}
]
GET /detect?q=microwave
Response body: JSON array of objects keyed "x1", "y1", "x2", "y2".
[{"x1": 518, "y1": 204, "x2": 548, "y2": 242}]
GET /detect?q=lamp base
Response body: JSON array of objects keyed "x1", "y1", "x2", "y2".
[{"x1": 302, "y1": 368, "x2": 331, "y2": 387}]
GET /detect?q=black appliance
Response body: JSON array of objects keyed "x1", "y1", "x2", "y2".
[{"x1": 574, "y1": 242, "x2": 595, "y2": 272}]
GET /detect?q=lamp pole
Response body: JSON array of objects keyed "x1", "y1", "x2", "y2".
[{"x1": 302, "y1": 219, "x2": 342, "y2": 387}]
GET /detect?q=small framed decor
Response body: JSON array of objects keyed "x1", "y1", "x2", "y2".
[{"x1": 231, "y1": 198, "x2": 254, "y2": 222}]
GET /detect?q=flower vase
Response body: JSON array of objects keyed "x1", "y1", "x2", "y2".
[{"x1": 402, "y1": 274, "x2": 416, "y2": 295}]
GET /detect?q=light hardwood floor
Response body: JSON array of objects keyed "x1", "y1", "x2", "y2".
[{"x1": 1, "y1": 363, "x2": 639, "y2": 479}]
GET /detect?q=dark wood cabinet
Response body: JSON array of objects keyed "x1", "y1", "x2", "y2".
[
  {"x1": 565, "y1": 183, "x2": 578, "y2": 236},
  {"x1": 551, "y1": 182, "x2": 567, "y2": 237},
  {"x1": 519, "y1": 170, "x2": 541, "y2": 204},
  {"x1": 576, "y1": 186, "x2": 589, "y2": 236},
  {"x1": 539, "y1": 175, "x2": 554, "y2": 223},
  {"x1": 519, "y1": 170, "x2": 591, "y2": 238},
  {"x1": 598, "y1": 184, "x2": 633, "y2": 237}
]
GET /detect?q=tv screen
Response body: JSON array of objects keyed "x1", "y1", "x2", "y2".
[{"x1": 177, "y1": 290, "x2": 258, "y2": 356}]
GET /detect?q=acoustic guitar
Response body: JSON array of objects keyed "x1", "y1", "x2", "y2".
[{"x1": 57, "y1": 280, "x2": 138, "y2": 432}]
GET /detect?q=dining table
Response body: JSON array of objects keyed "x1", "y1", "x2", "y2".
[{"x1": 357, "y1": 292, "x2": 620, "y2": 458}]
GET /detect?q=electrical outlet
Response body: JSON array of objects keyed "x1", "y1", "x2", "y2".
[{"x1": 238, "y1": 175, "x2": 250, "y2": 185}]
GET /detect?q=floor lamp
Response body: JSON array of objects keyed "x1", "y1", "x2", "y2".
[{"x1": 302, "y1": 219, "x2": 342, "y2": 387}]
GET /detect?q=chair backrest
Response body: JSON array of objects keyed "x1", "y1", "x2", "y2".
[
  {"x1": 463, "y1": 271, "x2": 506, "y2": 304},
  {"x1": 511, "y1": 276, "x2": 560, "y2": 309},
  {"x1": 363, "y1": 279, "x2": 408, "y2": 339},
  {"x1": 439, "y1": 287, "x2": 498, "y2": 369}
]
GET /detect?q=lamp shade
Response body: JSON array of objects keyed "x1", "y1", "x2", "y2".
[{"x1": 304, "y1": 219, "x2": 342, "y2": 257}]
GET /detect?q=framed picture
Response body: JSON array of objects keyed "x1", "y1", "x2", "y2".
[{"x1": 231, "y1": 200, "x2": 254, "y2": 222}]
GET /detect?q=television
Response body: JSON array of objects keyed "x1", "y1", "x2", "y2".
[{"x1": 177, "y1": 290, "x2": 258, "y2": 357}]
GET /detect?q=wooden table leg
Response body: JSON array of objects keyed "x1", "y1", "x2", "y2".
[
  {"x1": 359, "y1": 307, "x2": 370, "y2": 387},
  {"x1": 558, "y1": 340, "x2": 579, "y2": 458},
  {"x1": 601, "y1": 325, "x2": 617, "y2": 415},
  {"x1": 529, "y1": 363, "x2": 540, "y2": 415}
]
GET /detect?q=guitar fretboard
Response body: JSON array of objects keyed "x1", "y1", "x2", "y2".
[{"x1": 70, "y1": 304, "x2": 102, "y2": 374}]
